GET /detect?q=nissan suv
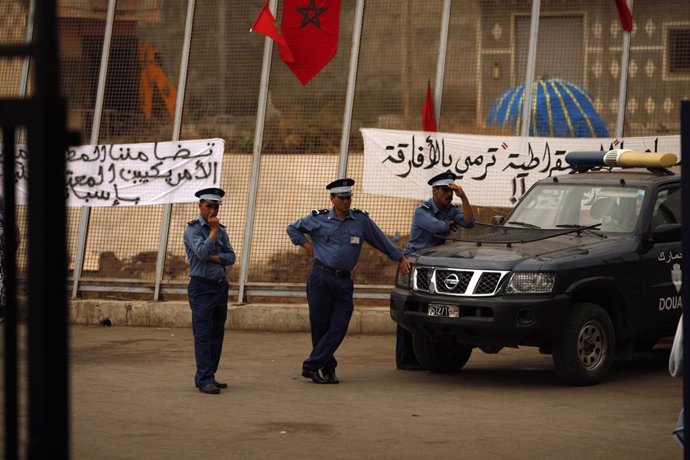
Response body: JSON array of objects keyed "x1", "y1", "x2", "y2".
[{"x1": 390, "y1": 154, "x2": 682, "y2": 385}]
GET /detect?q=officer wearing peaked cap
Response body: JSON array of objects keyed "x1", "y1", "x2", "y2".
[
  {"x1": 326, "y1": 178, "x2": 355, "y2": 196},
  {"x1": 427, "y1": 170, "x2": 457, "y2": 187},
  {"x1": 287, "y1": 178, "x2": 410, "y2": 384},
  {"x1": 194, "y1": 187, "x2": 225, "y2": 204},
  {"x1": 184, "y1": 186, "x2": 236, "y2": 394},
  {"x1": 396, "y1": 170, "x2": 475, "y2": 371}
]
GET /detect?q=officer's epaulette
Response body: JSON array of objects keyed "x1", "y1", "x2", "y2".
[
  {"x1": 421, "y1": 202, "x2": 432, "y2": 210},
  {"x1": 352, "y1": 208, "x2": 369, "y2": 216},
  {"x1": 187, "y1": 219, "x2": 198, "y2": 225},
  {"x1": 311, "y1": 209, "x2": 329, "y2": 216}
]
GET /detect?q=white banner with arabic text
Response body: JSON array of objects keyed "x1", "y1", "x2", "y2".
[
  {"x1": 361, "y1": 129, "x2": 680, "y2": 207},
  {"x1": 3, "y1": 138, "x2": 224, "y2": 207}
]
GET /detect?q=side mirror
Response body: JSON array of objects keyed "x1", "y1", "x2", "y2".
[
  {"x1": 491, "y1": 215, "x2": 505, "y2": 226},
  {"x1": 651, "y1": 223, "x2": 682, "y2": 243}
]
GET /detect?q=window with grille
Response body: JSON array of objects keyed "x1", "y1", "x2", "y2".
[{"x1": 668, "y1": 28, "x2": 690, "y2": 74}]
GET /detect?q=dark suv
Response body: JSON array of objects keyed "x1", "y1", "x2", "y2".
[{"x1": 390, "y1": 160, "x2": 682, "y2": 385}]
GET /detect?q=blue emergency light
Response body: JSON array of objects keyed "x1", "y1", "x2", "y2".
[{"x1": 565, "y1": 149, "x2": 678, "y2": 168}]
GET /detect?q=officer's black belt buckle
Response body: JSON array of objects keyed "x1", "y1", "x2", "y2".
[{"x1": 314, "y1": 261, "x2": 350, "y2": 278}]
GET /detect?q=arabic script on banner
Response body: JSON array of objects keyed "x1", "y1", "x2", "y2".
[
  {"x1": 1, "y1": 138, "x2": 224, "y2": 207},
  {"x1": 361, "y1": 128, "x2": 680, "y2": 207}
]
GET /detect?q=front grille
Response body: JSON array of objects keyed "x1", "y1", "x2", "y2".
[
  {"x1": 475, "y1": 272, "x2": 503, "y2": 294},
  {"x1": 414, "y1": 267, "x2": 432, "y2": 291},
  {"x1": 435, "y1": 270, "x2": 473, "y2": 294},
  {"x1": 412, "y1": 266, "x2": 508, "y2": 297}
]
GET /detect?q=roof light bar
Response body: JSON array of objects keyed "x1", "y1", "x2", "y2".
[{"x1": 565, "y1": 149, "x2": 678, "y2": 168}]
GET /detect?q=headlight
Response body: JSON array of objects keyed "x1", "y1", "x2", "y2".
[
  {"x1": 505, "y1": 272, "x2": 556, "y2": 294},
  {"x1": 396, "y1": 266, "x2": 410, "y2": 288}
]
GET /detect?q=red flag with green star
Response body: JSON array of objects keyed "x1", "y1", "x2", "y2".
[{"x1": 281, "y1": 0, "x2": 340, "y2": 85}]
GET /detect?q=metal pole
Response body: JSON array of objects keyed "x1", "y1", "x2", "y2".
[
  {"x1": 681, "y1": 100, "x2": 690, "y2": 460},
  {"x1": 2, "y1": 126, "x2": 18, "y2": 460},
  {"x1": 71, "y1": 0, "x2": 117, "y2": 299},
  {"x1": 3, "y1": 5, "x2": 35, "y2": 457},
  {"x1": 433, "y1": 0, "x2": 451, "y2": 124},
  {"x1": 28, "y1": 0, "x2": 70, "y2": 455},
  {"x1": 237, "y1": 0, "x2": 277, "y2": 303},
  {"x1": 154, "y1": 0, "x2": 197, "y2": 300},
  {"x1": 615, "y1": 0, "x2": 633, "y2": 138},
  {"x1": 18, "y1": 0, "x2": 35, "y2": 98},
  {"x1": 519, "y1": 0, "x2": 541, "y2": 138},
  {"x1": 337, "y1": 0, "x2": 365, "y2": 177}
]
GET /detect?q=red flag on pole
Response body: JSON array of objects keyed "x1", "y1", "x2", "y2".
[
  {"x1": 281, "y1": 0, "x2": 341, "y2": 85},
  {"x1": 422, "y1": 80, "x2": 437, "y2": 132},
  {"x1": 614, "y1": 0, "x2": 633, "y2": 32},
  {"x1": 251, "y1": 1, "x2": 295, "y2": 63}
]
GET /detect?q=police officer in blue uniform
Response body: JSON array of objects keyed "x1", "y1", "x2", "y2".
[
  {"x1": 287, "y1": 178, "x2": 410, "y2": 384},
  {"x1": 184, "y1": 187, "x2": 236, "y2": 394},
  {"x1": 396, "y1": 170, "x2": 475, "y2": 370}
]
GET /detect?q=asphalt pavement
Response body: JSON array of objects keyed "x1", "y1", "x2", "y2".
[{"x1": 50, "y1": 325, "x2": 683, "y2": 459}]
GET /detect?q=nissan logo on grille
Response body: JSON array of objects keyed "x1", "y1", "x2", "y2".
[{"x1": 444, "y1": 273, "x2": 460, "y2": 290}]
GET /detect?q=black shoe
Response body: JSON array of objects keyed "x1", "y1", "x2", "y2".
[
  {"x1": 301, "y1": 369, "x2": 328, "y2": 384},
  {"x1": 397, "y1": 363, "x2": 425, "y2": 371},
  {"x1": 322, "y1": 368, "x2": 339, "y2": 384},
  {"x1": 196, "y1": 381, "x2": 228, "y2": 389},
  {"x1": 198, "y1": 383, "x2": 220, "y2": 394}
]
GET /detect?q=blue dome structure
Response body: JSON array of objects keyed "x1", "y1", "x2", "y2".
[{"x1": 487, "y1": 78, "x2": 609, "y2": 138}]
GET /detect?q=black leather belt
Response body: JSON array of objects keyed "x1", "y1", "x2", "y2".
[
  {"x1": 190, "y1": 276, "x2": 227, "y2": 286},
  {"x1": 313, "y1": 261, "x2": 351, "y2": 277}
]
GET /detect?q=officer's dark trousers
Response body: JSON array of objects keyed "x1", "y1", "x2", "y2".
[
  {"x1": 303, "y1": 268, "x2": 354, "y2": 372},
  {"x1": 188, "y1": 279, "x2": 229, "y2": 386},
  {"x1": 396, "y1": 325, "x2": 420, "y2": 367}
]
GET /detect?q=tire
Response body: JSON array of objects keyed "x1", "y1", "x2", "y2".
[
  {"x1": 412, "y1": 333, "x2": 473, "y2": 373},
  {"x1": 552, "y1": 302, "x2": 615, "y2": 386}
]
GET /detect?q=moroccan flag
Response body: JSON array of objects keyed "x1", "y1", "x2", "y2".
[
  {"x1": 281, "y1": 0, "x2": 341, "y2": 85},
  {"x1": 422, "y1": 81, "x2": 437, "y2": 132},
  {"x1": 251, "y1": 1, "x2": 295, "y2": 63},
  {"x1": 614, "y1": 0, "x2": 633, "y2": 32}
]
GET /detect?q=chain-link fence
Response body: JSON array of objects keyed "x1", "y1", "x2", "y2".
[{"x1": 1, "y1": 0, "x2": 688, "y2": 302}]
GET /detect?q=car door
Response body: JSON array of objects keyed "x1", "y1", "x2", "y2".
[{"x1": 636, "y1": 185, "x2": 682, "y2": 336}]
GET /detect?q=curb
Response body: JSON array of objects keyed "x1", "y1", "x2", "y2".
[{"x1": 69, "y1": 300, "x2": 396, "y2": 335}]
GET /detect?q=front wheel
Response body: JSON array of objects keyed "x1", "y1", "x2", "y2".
[
  {"x1": 552, "y1": 302, "x2": 615, "y2": 386},
  {"x1": 412, "y1": 333, "x2": 473, "y2": 373}
]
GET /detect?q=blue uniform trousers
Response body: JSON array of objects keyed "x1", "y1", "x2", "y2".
[
  {"x1": 303, "y1": 268, "x2": 354, "y2": 372},
  {"x1": 396, "y1": 325, "x2": 420, "y2": 367},
  {"x1": 188, "y1": 279, "x2": 229, "y2": 386}
]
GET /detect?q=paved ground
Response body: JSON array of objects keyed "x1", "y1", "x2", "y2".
[{"x1": 4, "y1": 325, "x2": 683, "y2": 459}]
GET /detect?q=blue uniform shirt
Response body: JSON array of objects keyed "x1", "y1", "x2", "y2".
[
  {"x1": 184, "y1": 215, "x2": 236, "y2": 279},
  {"x1": 287, "y1": 208, "x2": 403, "y2": 272},
  {"x1": 405, "y1": 198, "x2": 475, "y2": 254}
]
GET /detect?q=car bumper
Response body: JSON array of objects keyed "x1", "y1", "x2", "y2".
[{"x1": 390, "y1": 286, "x2": 572, "y2": 347}]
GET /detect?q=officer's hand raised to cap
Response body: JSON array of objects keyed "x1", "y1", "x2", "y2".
[{"x1": 449, "y1": 183, "x2": 467, "y2": 200}]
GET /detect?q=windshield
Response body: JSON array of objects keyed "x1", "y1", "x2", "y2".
[{"x1": 506, "y1": 183, "x2": 645, "y2": 234}]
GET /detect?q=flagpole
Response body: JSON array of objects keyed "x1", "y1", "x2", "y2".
[
  {"x1": 338, "y1": 0, "x2": 365, "y2": 177},
  {"x1": 433, "y1": 0, "x2": 451, "y2": 124},
  {"x1": 519, "y1": 0, "x2": 540, "y2": 138},
  {"x1": 154, "y1": 0, "x2": 197, "y2": 300},
  {"x1": 71, "y1": 0, "x2": 117, "y2": 299},
  {"x1": 615, "y1": 0, "x2": 633, "y2": 138},
  {"x1": 238, "y1": 0, "x2": 277, "y2": 303}
]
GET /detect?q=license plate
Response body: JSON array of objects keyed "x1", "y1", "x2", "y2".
[{"x1": 427, "y1": 304, "x2": 460, "y2": 318}]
